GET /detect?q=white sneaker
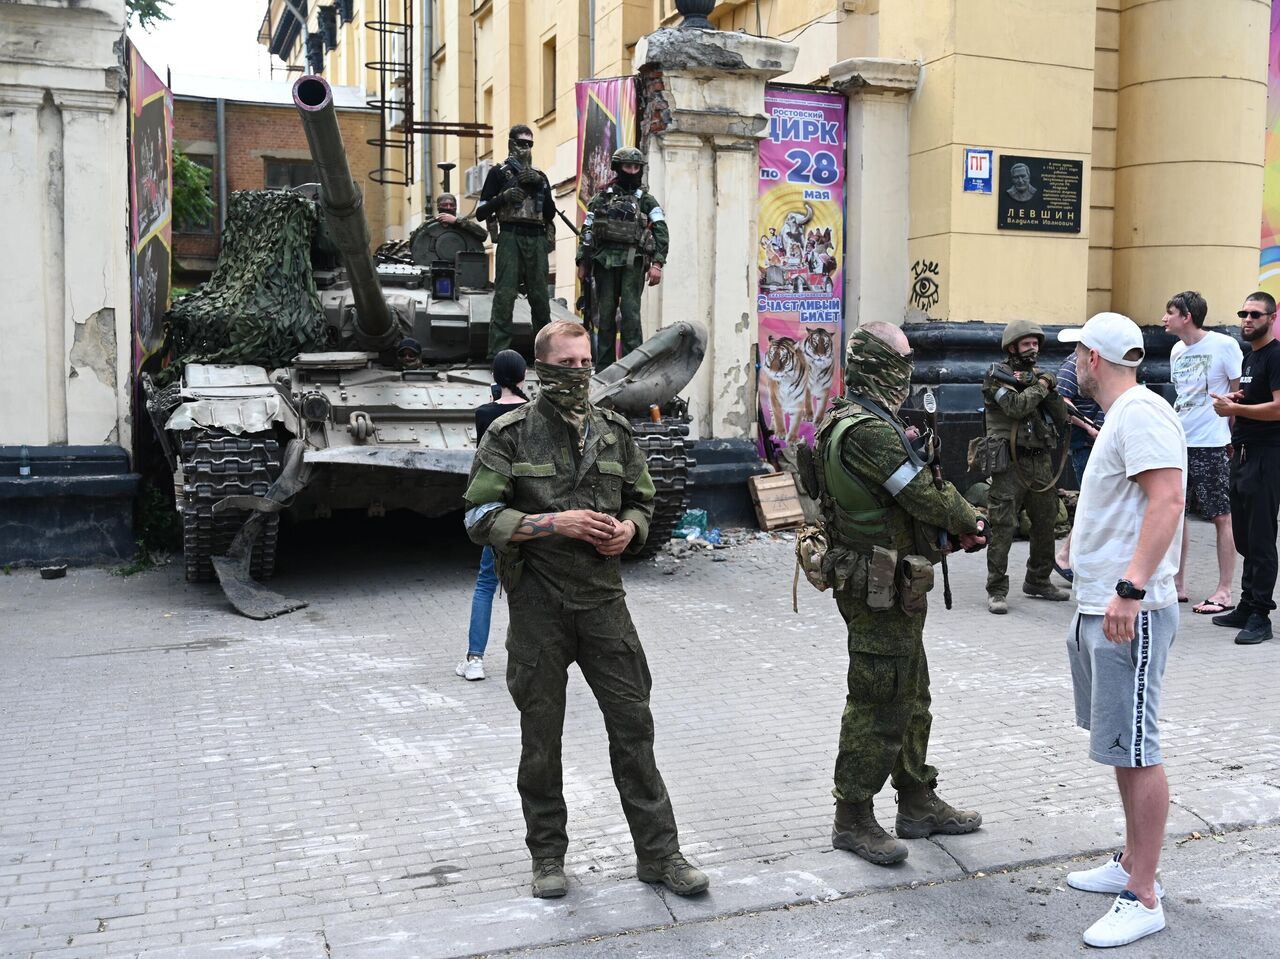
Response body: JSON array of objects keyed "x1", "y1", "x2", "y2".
[
  {"x1": 1067, "y1": 852, "x2": 1164, "y2": 899},
  {"x1": 1083, "y1": 891, "x2": 1165, "y2": 948},
  {"x1": 455, "y1": 657, "x2": 485, "y2": 681}
]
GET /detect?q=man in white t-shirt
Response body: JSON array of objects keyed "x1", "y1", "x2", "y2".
[
  {"x1": 1164, "y1": 290, "x2": 1242, "y2": 614},
  {"x1": 1056, "y1": 313, "x2": 1186, "y2": 949}
]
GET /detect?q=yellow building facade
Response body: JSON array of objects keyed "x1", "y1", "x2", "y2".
[{"x1": 261, "y1": 0, "x2": 1269, "y2": 330}]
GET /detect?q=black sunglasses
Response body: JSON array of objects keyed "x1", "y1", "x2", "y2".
[{"x1": 1237, "y1": 310, "x2": 1275, "y2": 320}]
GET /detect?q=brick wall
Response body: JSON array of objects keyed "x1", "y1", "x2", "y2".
[{"x1": 173, "y1": 98, "x2": 385, "y2": 275}]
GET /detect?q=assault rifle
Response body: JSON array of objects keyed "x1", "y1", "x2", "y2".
[{"x1": 922, "y1": 388, "x2": 987, "y2": 612}]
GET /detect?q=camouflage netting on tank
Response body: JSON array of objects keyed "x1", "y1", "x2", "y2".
[{"x1": 164, "y1": 191, "x2": 328, "y2": 381}]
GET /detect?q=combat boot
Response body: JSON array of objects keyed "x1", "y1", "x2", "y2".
[
  {"x1": 895, "y1": 781, "x2": 983, "y2": 839},
  {"x1": 1023, "y1": 580, "x2": 1069, "y2": 602},
  {"x1": 531, "y1": 857, "x2": 567, "y2": 898},
  {"x1": 636, "y1": 851, "x2": 709, "y2": 896},
  {"x1": 832, "y1": 800, "x2": 908, "y2": 865},
  {"x1": 988, "y1": 595, "x2": 1008, "y2": 615}
]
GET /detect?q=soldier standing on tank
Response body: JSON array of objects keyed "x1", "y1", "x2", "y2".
[
  {"x1": 462, "y1": 319, "x2": 709, "y2": 901},
  {"x1": 982, "y1": 321, "x2": 1072, "y2": 614},
  {"x1": 804, "y1": 322, "x2": 987, "y2": 866},
  {"x1": 576, "y1": 147, "x2": 669, "y2": 366},
  {"x1": 475, "y1": 125, "x2": 556, "y2": 358}
]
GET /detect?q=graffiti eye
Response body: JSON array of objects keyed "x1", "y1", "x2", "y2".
[{"x1": 912, "y1": 276, "x2": 939, "y2": 302}]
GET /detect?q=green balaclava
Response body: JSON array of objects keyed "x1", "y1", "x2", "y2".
[
  {"x1": 843, "y1": 327, "x2": 913, "y2": 412},
  {"x1": 535, "y1": 361, "x2": 593, "y2": 438}
]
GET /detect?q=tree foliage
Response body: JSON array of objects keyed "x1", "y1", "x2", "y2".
[
  {"x1": 126, "y1": 0, "x2": 172, "y2": 29},
  {"x1": 173, "y1": 149, "x2": 215, "y2": 230}
]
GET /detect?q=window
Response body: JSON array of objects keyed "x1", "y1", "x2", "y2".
[
  {"x1": 265, "y1": 159, "x2": 320, "y2": 190},
  {"x1": 481, "y1": 84, "x2": 494, "y2": 159},
  {"x1": 541, "y1": 36, "x2": 556, "y2": 117},
  {"x1": 176, "y1": 154, "x2": 215, "y2": 234}
]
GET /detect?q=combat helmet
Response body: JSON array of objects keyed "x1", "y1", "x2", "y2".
[
  {"x1": 611, "y1": 147, "x2": 646, "y2": 171},
  {"x1": 1001, "y1": 319, "x2": 1045, "y2": 352}
]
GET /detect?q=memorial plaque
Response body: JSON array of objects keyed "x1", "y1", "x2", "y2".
[{"x1": 997, "y1": 155, "x2": 1082, "y2": 233}]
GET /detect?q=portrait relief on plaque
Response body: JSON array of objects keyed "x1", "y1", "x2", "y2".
[{"x1": 996, "y1": 155, "x2": 1083, "y2": 234}]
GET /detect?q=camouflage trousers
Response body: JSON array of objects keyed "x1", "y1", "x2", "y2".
[
  {"x1": 832, "y1": 587, "x2": 938, "y2": 803},
  {"x1": 985, "y1": 454, "x2": 1058, "y2": 598},
  {"x1": 490, "y1": 231, "x2": 551, "y2": 358},
  {"x1": 504, "y1": 589, "x2": 680, "y2": 860},
  {"x1": 592, "y1": 259, "x2": 647, "y2": 365}
]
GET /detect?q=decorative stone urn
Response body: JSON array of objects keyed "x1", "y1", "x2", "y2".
[{"x1": 675, "y1": 0, "x2": 715, "y2": 30}]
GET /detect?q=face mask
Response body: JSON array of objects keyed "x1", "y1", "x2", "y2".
[
  {"x1": 843, "y1": 329, "x2": 913, "y2": 413},
  {"x1": 509, "y1": 140, "x2": 533, "y2": 163},
  {"x1": 616, "y1": 170, "x2": 642, "y2": 190},
  {"x1": 535, "y1": 361, "x2": 593, "y2": 434}
]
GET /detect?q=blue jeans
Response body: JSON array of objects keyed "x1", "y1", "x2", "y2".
[
  {"x1": 467, "y1": 546, "x2": 498, "y2": 657},
  {"x1": 1071, "y1": 445, "x2": 1092, "y2": 490}
]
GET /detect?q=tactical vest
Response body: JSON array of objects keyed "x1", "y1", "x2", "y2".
[
  {"x1": 815, "y1": 406, "x2": 916, "y2": 555},
  {"x1": 497, "y1": 163, "x2": 546, "y2": 227},
  {"x1": 984, "y1": 362, "x2": 1060, "y2": 450},
  {"x1": 592, "y1": 189, "x2": 650, "y2": 248}
]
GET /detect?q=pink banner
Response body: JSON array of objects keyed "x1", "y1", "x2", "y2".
[
  {"x1": 757, "y1": 87, "x2": 846, "y2": 456},
  {"x1": 574, "y1": 77, "x2": 638, "y2": 225},
  {"x1": 128, "y1": 42, "x2": 173, "y2": 374}
]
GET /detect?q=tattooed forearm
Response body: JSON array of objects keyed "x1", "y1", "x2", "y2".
[{"x1": 511, "y1": 513, "x2": 557, "y2": 541}]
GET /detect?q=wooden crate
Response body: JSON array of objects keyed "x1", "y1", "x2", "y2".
[{"x1": 748, "y1": 472, "x2": 805, "y2": 531}]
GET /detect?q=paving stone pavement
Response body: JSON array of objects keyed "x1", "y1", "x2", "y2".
[{"x1": 0, "y1": 516, "x2": 1276, "y2": 958}]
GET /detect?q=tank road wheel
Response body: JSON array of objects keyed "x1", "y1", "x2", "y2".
[
  {"x1": 179, "y1": 431, "x2": 284, "y2": 584},
  {"x1": 629, "y1": 419, "x2": 695, "y2": 560}
]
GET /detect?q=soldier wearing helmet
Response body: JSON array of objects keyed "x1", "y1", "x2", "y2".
[
  {"x1": 475, "y1": 124, "x2": 557, "y2": 357},
  {"x1": 981, "y1": 319, "x2": 1071, "y2": 614},
  {"x1": 576, "y1": 146, "x2": 670, "y2": 365}
]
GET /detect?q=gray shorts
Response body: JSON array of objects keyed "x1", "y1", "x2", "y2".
[{"x1": 1067, "y1": 605, "x2": 1177, "y2": 767}]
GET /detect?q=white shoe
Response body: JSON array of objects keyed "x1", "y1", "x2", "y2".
[
  {"x1": 1067, "y1": 852, "x2": 1164, "y2": 899},
  {"x1": 455, "y1": 657, "x2": 485, "y2": 681},
  {"x1": 1083, "y1": 891, "x2": 1165, "y2": 948}
]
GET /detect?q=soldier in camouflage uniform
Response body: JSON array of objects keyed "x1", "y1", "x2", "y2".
[
  {"x1": 476, "y1": 125, "x2": 557, "y2": 358},
  {"x1": 576, "y1": 147, "x2": 669, "y2": 366},
  {"x1": 429, "y1": 192, "x2": 488, "y2": 243},
  {"x1": 982, "y1": 320, "x2": 1072, "y2": 615},
  {"x1": 462, "y1": 319, "x2": 708, "y2": 900},
  {"x1": 807, "y1": 322, "x2": 987, "y2": 866}
]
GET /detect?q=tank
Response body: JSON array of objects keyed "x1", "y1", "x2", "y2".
[{"x1": 143, "y1": 75, "x2": 705, "y2": 619}]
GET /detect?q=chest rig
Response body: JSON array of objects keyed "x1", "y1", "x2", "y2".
[
  {"x1": 593, "y1": 188, "x2": 649, "y2": 248},
  {"x1": 497, "y1": 163, "x2": 545, "y2": 227}
]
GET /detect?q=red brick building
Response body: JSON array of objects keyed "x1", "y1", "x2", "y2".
[{"x1": 171, "y1": 74, "x2": 384, "y2": 285}]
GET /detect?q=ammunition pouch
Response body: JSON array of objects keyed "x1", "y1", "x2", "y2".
[
  {"x1": 967, "y1": 435, "x2": 1010, "y2": 475},
  {"x1": 897, "y1": 554, "x2": 935, "y2": 615},
  {"x1": 593, "y1": 218, "x2": 643, "y2": 247},
  {"x1": 866, "y1": 546, "x2": 898, "y2": 610}
]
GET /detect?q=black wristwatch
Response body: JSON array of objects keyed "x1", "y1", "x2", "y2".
[{"x1": 1115, "y1": 579, "x2": 1146, "y2": 600}]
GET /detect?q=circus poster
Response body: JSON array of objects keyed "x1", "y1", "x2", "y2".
[
  {"x1": 1261, "y1": 5, "x2": 1280, "y2": 298},
  {"x1": 574, "y1": 78, "x2": 638, "y2": 225},
  {"x1": 128, "y1": 42, "x2": 172, "y2": 375},
  {"x1": 757, "y1": 86, "x2": 846, "y2": 456}
]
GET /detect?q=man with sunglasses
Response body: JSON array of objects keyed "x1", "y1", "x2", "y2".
[
  {"x1": 476, "y1": 125, "x2": 557, "y2": 358},
  {"x1": 1210, "y1": 292, "x2": 1280, "y2": 644}
]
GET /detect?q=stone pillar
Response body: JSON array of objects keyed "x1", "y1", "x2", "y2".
[
  {"x1": 634, "y1": 28, "x2": 797, "y2": 441},
  {"x1": 831, "y1": 58, "x2": 921, "y2": 333},
  {"x1": 1112, "y1": 0, "x2": 1268, "y2": 325}
]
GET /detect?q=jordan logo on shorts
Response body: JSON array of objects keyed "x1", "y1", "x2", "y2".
[{"x1": 1108, "y1": 734, "x2": 1124, "y2": 752}]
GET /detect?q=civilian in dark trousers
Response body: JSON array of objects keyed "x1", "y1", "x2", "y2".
[{"x1": 1210, "y1": 291, "x2": 1280, "y2": 644}]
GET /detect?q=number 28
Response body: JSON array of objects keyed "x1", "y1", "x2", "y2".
[{"x1": 785, "y1": 149, "x2": 839, "y2": 185}]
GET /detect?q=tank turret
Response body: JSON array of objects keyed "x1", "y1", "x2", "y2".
[{"x1": 292, "y1": 75, "x2": 398, "y2": 351}]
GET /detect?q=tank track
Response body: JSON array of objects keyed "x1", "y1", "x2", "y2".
[
  {"x1": 630, "y1": 419, "x2": 695, "y2": 560},
  {"x1": 179, "y1": 431, "x2": 283, "y2": 584}
]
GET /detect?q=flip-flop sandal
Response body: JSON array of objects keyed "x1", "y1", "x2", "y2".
[
  {"x1": 1053, "y1": 562, "x2": 1074, "y2": 583},
  {"x1": 1193, "y1": 600, "x2": 1234, "y2": 615}
]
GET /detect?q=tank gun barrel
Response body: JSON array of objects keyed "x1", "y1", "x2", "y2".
[{"x1": 292, "y1": 75, "x2": 396, "y2": 351}]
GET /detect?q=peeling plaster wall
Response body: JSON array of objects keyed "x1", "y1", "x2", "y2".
[{"x1": 0, "y1": 1, "x2": 132, "y2": 450}]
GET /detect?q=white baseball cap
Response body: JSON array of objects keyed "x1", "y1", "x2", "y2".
[{"x1": 1057, "y1": 312, "x2": 1145, "y2": 367}]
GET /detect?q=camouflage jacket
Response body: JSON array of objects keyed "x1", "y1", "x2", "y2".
[
  {"x1": 463, "y1": 395, "x2": 656, "y2": 608},
  {"x1": 576, "y1": 186, "x2": 670, "y2": 268},
  {"x1": 982, "y1": 362, "x2": 1069, "y2": 450},
  {"x1": 833, "y1": 414, "x2": 982, "y2": 547}
]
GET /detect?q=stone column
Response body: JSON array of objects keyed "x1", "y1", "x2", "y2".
[
  {"x1": 831, "y1": 58, "x2": 921, "y2": 333},
  {"x1": 1112, "y1": 0, "x2": 1268, "y2": 324},
  {"x1": 634, "y1": 28, "x2": 797, "y2": 441}
]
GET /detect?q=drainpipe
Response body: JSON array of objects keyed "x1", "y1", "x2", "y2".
[
  {"x1": 422, "y1": 0, "x2": 433, "y2": 212},
  {"x1": 215, "y1": 97, "x2": 228, "y2": 232},
  {"x1": 588, "y1": 0, "x2": 595, "y2": 77}
]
